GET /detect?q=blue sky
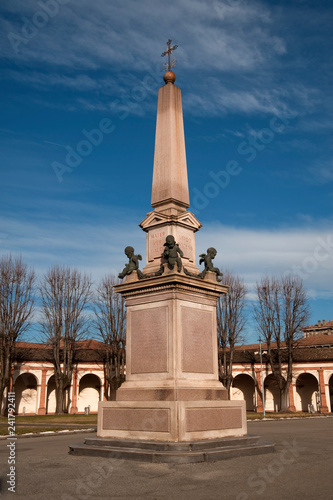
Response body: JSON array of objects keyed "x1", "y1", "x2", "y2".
[{"x1": 0, "y1": 0, "x2": 332, "y2": 343}]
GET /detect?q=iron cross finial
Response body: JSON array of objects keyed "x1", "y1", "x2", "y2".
[{"x1": 161, "y1": 39, "x2": 178, "y2": 71}]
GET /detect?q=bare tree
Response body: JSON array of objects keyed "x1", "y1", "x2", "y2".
[
  {"x1": 40, "y1": 266, "x2": 92, "y2": 414},
  {"x1": 94, "y1": 274, "x2": 126, "y2": 400},
  {"x1": 0, "y1": 255, "x2": 35, "y2": 415},
  {"x1": 217, "y1": 270, "x2": 247, "y2": 396},
  {"x1": 253, "y1": 274, "x2": 310, "y2": 410}
]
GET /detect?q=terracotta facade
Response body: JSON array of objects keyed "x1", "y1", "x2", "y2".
[
  {"x1": 1, "y1": 340, "x2": 108, "y2": 416},
  {"x1": 230, "y1": 323, "x2": 333, "y2": 413},
  {"x1": 3, "y1": 323, "x2": 332, "y2": 416}
]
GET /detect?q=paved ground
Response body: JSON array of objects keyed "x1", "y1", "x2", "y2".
[{"x1": 0, "y1": 417, "x2": 332, "y2": 499}]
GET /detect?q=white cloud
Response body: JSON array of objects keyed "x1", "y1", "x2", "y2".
[
  {"x1": 2, "y1": 206, "x2": 332, "y2": 344},
  {"x1": 0, "y1": 199, "x2": 146, "y2": 281},
  {"x1": 1, "y1": 0, "x2": 277, "y2": 72},
  {"x1": 196, "y1": 223, "x2": 333, "y2": 299},
  {"x1": 1, "y1": 205, "x2": 332, "y2": 303},
  {"x1": 1, "y1": 0, "x2": 327, "y2": 121},
  {"x1": 0, "y1": 4, "x2": 284, "y2": 88},
  {"x1": 310, "y1": 160, "x2": 333, "y2": 184}
]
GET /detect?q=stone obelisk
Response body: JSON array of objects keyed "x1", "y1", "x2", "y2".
[
  {"x1": 140, "y1": 68, "x2": 201, "y2": 276},
  {"x1": 96, "y1": 42, "x2": 247, "y2": 443}
]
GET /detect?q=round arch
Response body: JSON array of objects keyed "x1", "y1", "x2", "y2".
[
  {"x1": 13, "y1": 371, "x2": 40, "y2": 387},
  {"x1": 232, "y1": 374, "x2": 255, "y2": 411},
  {"x1": 77, "y1": 372, "x2": 102, "y2": 386},
  {"x1": 77, "y1": 374, "x2": 101, "y2": 413},
  {"x1": 264, "y1": 374, "x2": 280, "y2": 412},
  {"x1": 14, "y1": 373, "x2": 38, "y2": 414},
  {"x1": 295, "y1": 373, "x2": 319, "y2": 412}
]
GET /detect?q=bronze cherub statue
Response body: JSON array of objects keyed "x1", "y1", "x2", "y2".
[
  {"x1": 163, "y1": 235, "x2": 183, "y2": 273},
  {"x1": 199, "y1": 247, "x2": 223, "y2": 281},
  {"x1": 118, "y1": 246, "x2": 143, "y2": 279}
]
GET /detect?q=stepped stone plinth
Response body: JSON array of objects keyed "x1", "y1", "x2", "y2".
[{"x1": 70, "y1": 435, "x2": 274, "y2": 463}]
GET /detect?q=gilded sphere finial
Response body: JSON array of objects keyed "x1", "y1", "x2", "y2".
[{"x1": 164, "y1": 71, "x2": 176, "y2": 84}]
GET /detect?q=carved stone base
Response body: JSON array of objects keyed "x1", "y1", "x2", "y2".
[
  {"x1": 94, "y1": 273, "x2": 241, "y2": 443},
  {"x1": 97, "y1": 399, "x2": 246, "y2": 442}
]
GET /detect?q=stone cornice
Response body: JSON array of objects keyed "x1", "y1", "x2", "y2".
[
  {"x1": 114, "y1": 272, "x2": 228, "y2": 299},
  {"x1": 140, "y1": 209, "x2": 201, "y2": 232}
]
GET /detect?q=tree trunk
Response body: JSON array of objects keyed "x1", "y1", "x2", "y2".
[
  {"x1": 0, "y1": 380, "x2": 7, "y2": 416},
  {"x1": 0, "y1": 354, "x2": 11, "y2": 416},
  {"x1": 0, "y1": 384, "x2": 8, "y2": 416},
  {"x1": 55, "y1": 377, "x2": 64, "y2": 414},
  {"x1": 280, "y1": 384, "x2": 290, "y2": 411}
]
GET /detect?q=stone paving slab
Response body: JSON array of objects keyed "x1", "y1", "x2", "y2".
[{"x1": 0, "y1": 417, "x2": 332, "y2": 499}]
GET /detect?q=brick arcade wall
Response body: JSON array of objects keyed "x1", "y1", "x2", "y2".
[
  {"x1": 231, "y1": 361, "x2": 333, "y2": 413},
  {"x1": 7, "y1": 360, "x2": 106, "y2": 415}
]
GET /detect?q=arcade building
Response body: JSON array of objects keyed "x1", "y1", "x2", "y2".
[
  {"x1": 2, "y1": 321, "x2": 333, "y2": 415},
  {"x1": 231, "y1": 320, "x2": 333, "y2": 414}
]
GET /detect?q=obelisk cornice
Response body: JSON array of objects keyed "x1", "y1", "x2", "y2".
[{"x1": 140, "y1": 209, "x2": 202, "y2": 232}]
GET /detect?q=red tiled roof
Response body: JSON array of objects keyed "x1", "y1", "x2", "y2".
[
  {"x1": 303, "y1": 320, "x2": 333, "y2": 330},
  {"x1": 235, "y1": 342, "x2": 264, "y2": 351},
  {"x1": 16, "y1": 339, "x2": 107, "y2": 350},
  {"x1": 16, "y1": 341, "x2": 51, "y2": 349},
  {"x1": 235, "y1": 334, "x2": 333, "y2": 351},
  {"x1": 298, "y1": 333, "x2": 333, "y2": 347},
  {"x1": 14, "y1": 339, "x2": 110, "y2": 363},
  {"x1": 76, "y1": 339, "x2": 107, "y2": 350},
  {"x1": 234, "y1": 321, "x2": 333, "y2": 351}
]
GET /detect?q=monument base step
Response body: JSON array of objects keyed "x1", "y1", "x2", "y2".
[{"x1": 69, "y1": 435, "x2": 274, "y2": 463}]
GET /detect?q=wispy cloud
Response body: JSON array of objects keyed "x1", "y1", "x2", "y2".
[
  {"x1": 0, "y1": 0, "x2": 318, "y2": 119},
  {"x1": 1, "y1": 0, "x2": 278, "y2": 70},
  {"x1": 308, "y1": 159, "x2": 333, "y2": 184},
  {"x1": 1, "y1": 203, "x2": 332, "y2": 302},
  {"x1": 0, "y1": 208, "x2": 145, "y2": 281},
  {"x1": 197, "y1": 223, "x2": 333, "y2": 300}
]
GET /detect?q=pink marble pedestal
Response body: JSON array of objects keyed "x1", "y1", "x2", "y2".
[{"x1": 97, "y1": 271, "x2": 247, "y2": 442}]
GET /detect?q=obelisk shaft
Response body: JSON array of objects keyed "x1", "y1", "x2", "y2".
[
  {"x1": 151, "y1": 78, "x2": 189, "y2": 214},
  {"x1": 141, "y1": 71, "x2": 200, "y2": 274}
]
